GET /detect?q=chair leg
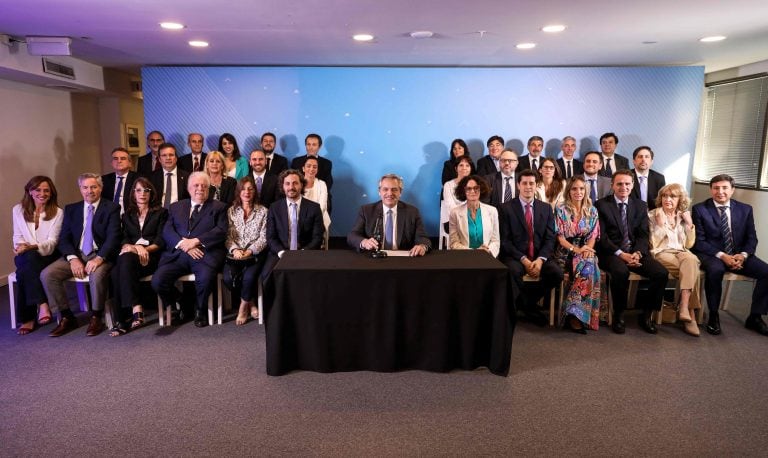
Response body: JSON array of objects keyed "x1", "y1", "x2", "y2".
[
  {"x1": 720, "y1": 279, "x2": 733, "y2": 311},
  {"x1": 258, "y1": 278, "x2": 264, "y2": 325},
  {"x1": 216, "y1": 275, "x2": 223, "y2": 325},
  {"x1": 9, "y1": 274, "x2": 18, "y2": 329}
]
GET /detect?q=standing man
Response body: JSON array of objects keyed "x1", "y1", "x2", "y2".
[
  {"x1": 151, "y1": 143, "x2": 190, "y2": 209},
  {"x1": 249, "y1": 149, "x2": 279, "y2": 208},
  {"x1": 518, "y1": 136, "x2": 545, "y2": 172},
  {"x1": 598, "y1": 132, "x2": 630, "y2": 177},
  {"x1": 582, "y1": 151, "x2": 612, "y2": 203},
  {"x1": 178, "y1": 132, "x2": 207, "y2": 174},
  {"x1": 596, "y1": 170, "x2": 668, "y2": 334},
  {"x1": 261, "y1": 132, "x2": 289, "y2": 175},
  {"x1": 484, "y1": 149, "x2": 518, "y2": 209},
  {"x1": 347, "y1": 174, "x2": 431, "y2": 256},
  {"x1": 137, "y1": 130, "x2": 165, "y2": 177},
  {"x1": 692, "y1": 174, "x2": 768, "y2": 336},
  {"x1": 152, "y1": 172, "x2": 228, "y2": 327},
  {"x1": 264, "y1": 169, "x2": 325, "y2": 278},
  {"x1": 557, "y1": 136, "x2": 584, "y2": 179},
  {"x1": 630, "y1": 146, "x2": 666, "y2": 210},
  {"x1": 41, "y1": 173, "x2": 121, "y2": 336},
  {"x1": 102, "y1": 147, "x2": 138, "y2": 214},
  {"x1": 476, "y1": 135, "x2": 505, "y2": 176}
]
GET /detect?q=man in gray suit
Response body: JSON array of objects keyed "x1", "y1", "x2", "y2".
[
  {"x1": 582, "y1": 151, "x2": 612, "y2": 202},
  {"x1": 347, "y1": 174, "x2": 431, "y2": 256}
]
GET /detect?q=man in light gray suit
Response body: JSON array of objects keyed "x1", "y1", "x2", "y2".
[{"x1": 581, "y1": 151, "x2": 612, "y2": 202}]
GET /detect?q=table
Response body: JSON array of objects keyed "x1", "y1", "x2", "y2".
[{"x1": 265, "y1": 250, "x2": 514, "y2": 376}]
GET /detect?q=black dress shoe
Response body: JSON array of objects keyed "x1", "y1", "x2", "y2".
[
  {"x1": 194, "y1": 310, "x2": 208, "y2": 328},
  {"x1": 745, "y1": 315, "x2": 768, "y2": 336},
  {"x1": 640, "y1": 313, "x2": 658, "y2": 334},
  {"x1": 612, "y1": 318, "x2": 626, "y2": 334},
  {"x1": 707, "y1": 312, "x2": 722, "y2": 335}
]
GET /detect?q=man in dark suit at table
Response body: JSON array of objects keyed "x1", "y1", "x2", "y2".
[
  {"x1": 101, "y1": 147, "x2": 138, "y2": 214},
  {"x1": 517, "y1": 136, "x2": 545, "y2": 172},
  {"x1": 557, "y1": 136, "x2": 584, "y2": 180},
  {"x1": 137, "y1": 130, "x2": 164, "y2": 177},
  {"x1": 41, "y1": 173, "x2": 121, "y2": 337},
  {"x1": 152, "y1": 172, "x2": 228, "y2": 327},
  {"x1": 150, "y1": 143, "x2": 190, "y2": 209},
  {"x1": 348, "y1": 174, "x2": 431, "y2": 257},
  {"x1": 261, "y1": 132, "x2": 289, "y2": 175},
  {"x1": 596, "y1": 170, "x2": 668, "y2": 334},
  {"x1": 599, "y1": 132, "x2": 630, "y2": 177},
  {"x1": 178, "y1": 132, "x2": 207, "y2": 174},
  {"x1": 692, "y1": 174, "x2": 768, "y2": 336},
  {"x1": 249, "y1": 149, "x2": 279, "y2": 209},
  {"x1": 475, "y1": 135, "x2": 504, "y2": 176},
  {"x1": 582, "y1": 151, "x2": 612, "y2": 202},
  {"x1": 483, "y1": 149, "x2": 518, "y2": 209},
  {"x1": 264, "y1": 169, "x2": 325, "y2": 278},
  {"x1": 630, "y1": 146, "x2": 666, "y2": 210},
  {"x1": 499, "y1": 169, "x2": 563, "y2": 326}
]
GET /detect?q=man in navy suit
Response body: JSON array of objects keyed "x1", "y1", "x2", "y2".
[
  {"x1": 596, "y1": 170, "x2": 668, "y2": 334},
  {"x1": 150, "y1": 143, "x2": 190, "y2": 208},
  {"x1": 137, "y1": 130, "x2": 164, "y2": 177},
  {"x1": 499, "y1": 169, "x2": 563, "y2": 326},
  {"x1": 178, "y1": 132, "x2": 207, "y2": 174},
  {"x1": 347, "y1": 174, "x2": 431, "y2": 256},
  {"x1": 630, "y1": 146, "x2": 666, "y2": 210},
  {"x1": 101, "y1": 147, "x2": 138, "y2": 214},
  {"x1": 152, "y1": 172, "x2": 228, "y2": 327},
  {"x1": 692, "y1": 174, "x2": 768, "y2": 336},
  {"x1": 261, "y1": 132, "x2": 289, "y2": 175},
  {"x1": 475, "y1": 135, "x2": 504, "y2": 176},
  {"x1": 291, "y1": 133, "x2": 334, "y2": 214},
  {"x1": 517, "y1": 136, "x2": 545, "y2": 172},
  {"x1": 249, "y1": 149, "x2": 279, "y2": 209},
  {"x1": 557, "y1": 136, "x2": 584, "y2": 179},
  {"x1": 483, "y1": 149, "x2": 518, "y2": 210},
  {"x1": 264, "y1": 169, "x2": 325, "y2": 278},
  {"x1": 599, "y1": 132, "x2": 630, "y2": 177},
  {"x1": 41, "y1": 173, "x2": 121, "y2": 336}
]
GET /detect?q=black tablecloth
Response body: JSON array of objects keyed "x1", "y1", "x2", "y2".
[{"x1": 264, "y1": 250, "x2": 514, "y2": 376}]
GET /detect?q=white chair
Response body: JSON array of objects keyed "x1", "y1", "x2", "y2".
[
  {"x1": 156, "y1": 273, "x2": 223, "y2": 327},
  {"x1": 523, "y1": 274, "x2": 558, "y2": 327},
  {"x1": 438, "y1": 200, "x2": 449, "y2": 250},
  {"x1": 717, "y1": 272, "x2": 756, "y2": 311},
  {"x1": 604, "y1": 272, "x2": 704, "y2": 326}
]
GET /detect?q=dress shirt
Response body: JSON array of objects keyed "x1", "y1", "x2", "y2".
[
  {"x1": 80, "y1": 200, "x2": 100, "y2": 254},
  {"x1": 602, "y1": 154, "x2": 615, "y2": 175},
  {"x1": 383, "y1": 203, "x2": 398, "y2": 250},
  {"x1": 114, "y1": 173, "x2": 129, "y2": 211},
  {"x1": 714, "y1": 200, "x2": 747, "y2": 259},
  {"x1": 502, "y1": 173, "x2": 515, "y2": 202},
  {"x1": 492, "y1": 157, "x2": 500, "y2": 172},
  {"x1": 613, "y1": 196, "x2": 629, "y2": 256},
  {"x1": 162, "y1": 167, "x2": 180, "y2": 204}
]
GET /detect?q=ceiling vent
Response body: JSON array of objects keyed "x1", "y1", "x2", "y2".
[{"x1": 42, "y1": 58, "x2": 75, "y2": 79}]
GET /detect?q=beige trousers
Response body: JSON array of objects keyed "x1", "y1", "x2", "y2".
[{"x1": 654, "y1": 249, "x2": 701, "y2": 309}]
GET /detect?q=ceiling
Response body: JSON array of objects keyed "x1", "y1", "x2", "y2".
[{"x1": 2, "y1": 0, "x2": 768, "y2": 74}]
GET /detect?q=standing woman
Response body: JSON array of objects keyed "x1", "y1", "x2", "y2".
[
  {"x1": 12, "y1": 176, "x2": 63, "y2": 334},
  {"x1": 448, "y1": 175, "x2": 499, "y2": 257},
  {"x1": 441, "y1": 155, "x2": 473, "y2": 234},
  {"x1": 218, "y1": 133, "x2": 249, "y2": 180},
  {"x1": 554, "y1": 176, "x2": 601, "y2": 333},
  {"x1": 442, "y1": 139, "x2": 474, "y2": 184},
  {"x1": 302, "y1": 157, "x2": 331, "y2": 248},
  {"x1": 225, "y1": 176, "x2": 268, "y2": 325},
  {"x1": 536, "y1": 157, "x2": 566, "y2": 209},
  {"x1": 648, "y1": 183, "x2": 701, "y2": 336},
  {"x1": 109, "y1": 178, "x2": 168, "y2": 336},
  {"x1": 204, "y1": 150, "x2": 236, "y2": 206}
]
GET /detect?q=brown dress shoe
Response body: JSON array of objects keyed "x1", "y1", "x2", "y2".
[
  {"x1": 86, "y1": 316, "x2": 105, "y2": 336},
  {"x1": 49, "y1": 316, "x2": 78, "y2": 337}
]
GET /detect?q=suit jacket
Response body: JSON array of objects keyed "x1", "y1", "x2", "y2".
[
  {"x1": 266, "y1": 198, "x2": 325, "y2": 253},
  {"x1": 449, "y1": 202, "x2": 500, "y2": 257},
  {"x1": 137, "y1": 153, "x2": 156, "y2": 178},
  {"x1": 518, "y1": 154, "x2": 545, "y2": 172},
  {"x1": 150, "y1": 168, "x2": 190, "y2": 206},
  {"x1": 121, "y1": 207, "x2": 168, "y2": 250},
  {"x1": 291, "y1": 155, "x2": 334, "y2": 190},
  {"x1": 475, "y1": 155, "x2": 498, "y2": 177},
  {"x1": 596, "y1": 195, "x2": 650, "y2": 256},
  {"x1": 178, "y1": 152, "x2": 208, "y2": 174},
  {"x1": 267, "y1": 153, "x2": 289, "y2": 175},
  {"x1": 101, "y1": 171, "x2": 138, "y2": 211},
  {"x1": 347, "y1": 200, "x2": 431, "y2": 251},
  {"x1": 209, "y1": 176, "x2": 236, "y2": 206},
  {"x1": 582, "y1": 175, "x2": 612, "y2": 201},
  {"x1": 499, "y1": 198, "x2": 556, "y2": 261},
  {"x1": 57, "y1": 198, "x2": 122, "y2": 262},
  {"x1": 600, "y1": 153, "x2": 630, "y2": 177},
  {"x1": 482, "y1": 172, "x2": 516, "y2": 209},
  {"x1": 557, "y1": 158, "x2": 584, "y2": 178},
  {"x1": 160, "y1": 199, "x2": 228, "y2": 269},
  {"x1": 691, "y1": 198, "x2": 758, "y2": 257},
  {"x1": 251, "y1": 171, "x2": 280, "y2": 208},
  {"x1": 631, "y1": 169, "x2": 666, "y2": 210}
]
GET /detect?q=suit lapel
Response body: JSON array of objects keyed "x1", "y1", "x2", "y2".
[
  {"x1": 458, "y1": 206, "x2": 469, "y2": 243},
  {"x1": 396, "y1": 202, "x2": 406, "y2": 245}
]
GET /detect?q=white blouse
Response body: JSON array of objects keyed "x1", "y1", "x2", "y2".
[
  {"x1": 441, "y1": 179, "x2": 465, "y2": 224},
  {"x1": 12, "y1": 204, "x2": 64, "y2": 256},
  {"x1": 304, "y1": 178, "x2": 331, "y2": 230}
]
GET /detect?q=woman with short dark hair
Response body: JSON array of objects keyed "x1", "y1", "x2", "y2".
[{"x1": 448, "y1": 175, "x2": 499, "y2": 257}]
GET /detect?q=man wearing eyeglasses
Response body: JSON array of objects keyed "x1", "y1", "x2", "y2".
[
  {"x1": 102, "y1": 147, "x2": 138, "y2": 214},
  {"x1": 483, "y1": 149, "x2": 518, "y2": 210}
]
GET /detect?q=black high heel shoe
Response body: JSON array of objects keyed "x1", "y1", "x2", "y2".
[{"x1": 565, "y1": 315, "x2": 587, "y2": 335}]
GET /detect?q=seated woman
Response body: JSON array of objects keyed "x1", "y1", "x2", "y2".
[
  {"x1": 12, "y1": 176, "x2": 64, "y2": 335},
  {"x1": 448, "y1": 175, "x2": 499, "y2": 257},
  {"x1": 649, "y1": 183, "x2": 701, "y2": 337},
  {"x1": 302, "y1": 156, "x2": 331, "y2": 248},
  {"x1": 441, "y1": 155, "x2": 473, "y2": 234},
  {"x1": 554, "y1": 176, "x2": 601, "y2": 334},
  {"x1": 441, "y1": 139, "x2": 474, "y2": 184},
  {"x1": 225, "y1": 176, "x2": 268, "y2": 325},
  {"x1": 218, "y1": 133, "x2": 250, "y2": 180},
  {"x1": 204, "y1": 150, "x2": 236, "y2": 206},
  {"x1": 535, "y1": 157, "x2": 565, "y2": 209},
  {"x1": 109, "y1": 178, "x2": 168, "y2": 336}
]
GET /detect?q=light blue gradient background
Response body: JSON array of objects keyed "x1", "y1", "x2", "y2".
[{"x1": 143, "y1": 66, "x2": 704, "y2": 236}]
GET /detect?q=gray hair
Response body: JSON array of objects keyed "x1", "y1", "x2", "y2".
[
  {"x1": 562, "y1": 136, "x2": 576, "y2": 143},
  {"x1": 77, "y1": 173, "x2": 103, "y2": 188},
  {"x1": 188, "y1": 171, "x2": 211, "y2": 188},
  {"x1": 378, "y1": 173, "x2": 404, "y2": 191}
]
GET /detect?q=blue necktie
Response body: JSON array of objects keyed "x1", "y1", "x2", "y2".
[
  {"x1": 113, "y1": 176, "x2": 124, "y2": 204},
  {"x1": 589, "y1": 179, "x2": 597, "y2": 203},
  {"x1": 289, "y1": 202, "x2": 298, "y2": 250},
  {"x1": 82, "y1": 204, "x2": 94, "y2": 255},
  {"x1": 719, "y1": 206, "x2": 734, "y2": 255},
  {"x1": 256, "y1": 176, "x2": 263, "y2": 194},
  {"x1": 639, "y1": 176, "x2": 647, "y2": 202},
  {"x1": 384, "y1": 209, "x2": 393, "y2": 250}
]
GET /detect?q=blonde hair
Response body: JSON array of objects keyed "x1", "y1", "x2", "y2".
[
  {"x1": 655, "y1": 183, "x2": 690, "y2": 211},
  {"x1": 204, "y1": 150, "x2": 225, "y2": 174},
  {"x1": 563, "y1": 176, "x2": 593, "y2": 218}
]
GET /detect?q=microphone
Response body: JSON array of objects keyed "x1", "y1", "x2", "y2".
[{"x1": 370, "y1": 214, "x2": 387, "y2": 258}]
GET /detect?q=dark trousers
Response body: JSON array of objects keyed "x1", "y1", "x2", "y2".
[
  {"x1": 14, "y1": 250, "x2": 58, "y2": 322},
  {"x1": 698, "y1": 254, "x2": 768, "y2": 315},
  {"x1": 151, "y1": 254, "x2": 220, "y2": 313},
  {"x1": 223, "y1": 259, "x2": 263, "y2": 302},
  {"x1": 599, "y1": 254, "x2": 668, "y2": 316},
  {"x1": 504, "y1": 258, "x2": 563, "y2": 312},
  {"x1": 110, "y1": 252, "x2": 159, "y2": 322}
]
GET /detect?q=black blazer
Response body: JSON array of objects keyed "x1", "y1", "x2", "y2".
[
  {"x1": 291, "y1": 155, "x2": 334, "y2": 190},
  {"x1": 630, "y1": 169, "x2": 666, "y2": 210},
  {"x1": 518, "y1": 154, "x2": 545, "y2": 172},
  {"x1": 346, "y1": 201, "x2": 431, "y2": 251},
  {"x1": 150, "y1": 168, "x2": 190, "y2": 206},
  {"x1": 267, "y1": 153, "x2": 289, "y2": 175},
  {"x1": 209, "y1": 176, "x2": 236, "y2": 206},
  {"x1": 557, "y1": 158, "x2": 584, "y2": 179},
  {"x1": 596, "y1": 195, "x2": 650, "y2": 256},
  {"x1": 101, "y1": 171, "x2": 138, "y2": 210},
  {"x1": 266, "y1": 198, "x2": 325, "y2": 253},
  {"x1": 178, "y1": 153, "x2": 208, "y2": 174},
  {"x1": 160, "y1": 199, "x2": 228, "y2": 269},
  {"x1": 121, "y1": 207, "x2": 168, "y2": 251},
  {"x1": 482, "y1": 172, "x2": 516, "y2": 210},
  {"x1": 136, "y1": 153, "x2": 156, "y2": 178},
  {"x1": 57, "y1": 199, "x2": 122, "y2": 262},
  {"x1": 250, "y1": 171, "x2": 279, "y2": 208},
  {"x1": 475, "y1": 155, "x2": 498, "y2": 177},
  {"x1": 692, "y1": 198, "x2": 758, "y2": 257},
  {"x1": 499, "y1": 198, "x2": 556, "y2": 261},
  {"x1": 600, "y1": 153, "x2": 630, "y2": 177}
]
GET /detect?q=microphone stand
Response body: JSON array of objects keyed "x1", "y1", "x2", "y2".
[{"x1": 370, "y1": 215, "x2": 387, "y2": 258}]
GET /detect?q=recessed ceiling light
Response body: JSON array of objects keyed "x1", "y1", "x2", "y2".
[
  {"x1": 516, "y1": 43, "x2": 536, "y2": 49},
  {"x1": 410, "y1": 31, "x2": 434, "y2": 39},
  {"x1": 541, "y1": 25, "x2": 566, "y2": 33},
  {"x1": 353, "y1": 34, "x2": 374, "y2": 42},
  {"x1": 160, "y1": 22, "x2": 185, "y2": 30},
  {"x1": 700, "y1": 35, "x2": 726, "y2": 42},
  {"x1": 188, "y1": 40, "x2": 209, "y2": 47}
]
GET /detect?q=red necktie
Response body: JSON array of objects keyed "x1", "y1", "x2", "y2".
[
  {"x1": 525, "y1": 203, "x2": 534, "y2": 260},
  {"x1": 193, "y1": 156, "x2": 200, "y2": 172}
]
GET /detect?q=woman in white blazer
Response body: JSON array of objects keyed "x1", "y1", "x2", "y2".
[
  {"x1": 12, "y1": 176, "x2": 64, "y2": 334},
  {"x1": 449, "y1": 175, "x2": 500, "y2": 257}
]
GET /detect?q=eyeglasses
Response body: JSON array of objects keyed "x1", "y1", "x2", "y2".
[
  {"x1": 465, "y1": 186, "x2": 480, "y2": 192},
  {"x1": 135, "y1": 188, "x2": 152, "y2": 193},
  {"x1": 499, "y1": 159, "x2": 518, "y2": 164}
]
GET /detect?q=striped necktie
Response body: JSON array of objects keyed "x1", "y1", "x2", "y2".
[{"x1": 718, "y1": 206, "x2": 734, "y2": 255}]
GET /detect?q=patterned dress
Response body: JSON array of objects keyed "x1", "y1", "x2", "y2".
[{"x1": 554, "y1": 203, "x2": 601, "y2": 330}]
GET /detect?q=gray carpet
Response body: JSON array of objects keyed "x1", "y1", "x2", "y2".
[{"x1": 0, "y1": 282, "x2": 766, "y2": 456}]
